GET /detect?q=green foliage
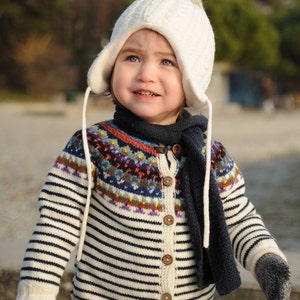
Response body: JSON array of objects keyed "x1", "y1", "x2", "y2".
[
  {"x1": 271, "y1": 6, "x2": 300, "y2": 77},
  {"x1": 204, "y1": 0, "x2": 280, "y2": 70},
  {"x1": 0, "y1": 2, "x2": 21, "y2": 18},
  {"x1": 124, "y1": 0, "x2": 134, "y2": 6}
]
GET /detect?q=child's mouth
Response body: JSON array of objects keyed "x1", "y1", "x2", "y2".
[{"x1": 134, "y1": 90, "x2": 159, "y2": 97}]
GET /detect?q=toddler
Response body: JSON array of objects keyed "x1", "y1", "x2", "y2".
[{"x1": 17, "y1": 0, "x2": 291, "y2": 299}]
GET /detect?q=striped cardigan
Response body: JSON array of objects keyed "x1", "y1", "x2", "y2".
[{"x1": 17, "y1": 120, "x2": 285, "y2": 300}]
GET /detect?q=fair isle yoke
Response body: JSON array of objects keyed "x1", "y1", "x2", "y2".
[
  {"x1": 75, "y1": 120, "x2": 182, "y2": 215},
  {"x1": 64, "y1": 120, "x2": 231, "y2": 216},
  {"x1": 17, "y1": 120, "x2": 286, "y2": 300}
]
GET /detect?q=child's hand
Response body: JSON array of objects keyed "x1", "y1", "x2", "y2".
[{"x1": 255, "y1": 253, "x2": 291, "y2": 300}]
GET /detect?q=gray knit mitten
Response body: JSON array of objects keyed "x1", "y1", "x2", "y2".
[{"x1": 255, "y1": 253, "x2": 291, "y2": 300}]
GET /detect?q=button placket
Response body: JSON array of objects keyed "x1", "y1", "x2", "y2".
[
  {"x1": 164, "y1": 215, "x2": 174, "y2": 226},
  {"x1": 162, "y1": 254, "x2": 173, "y2": 265},
  {"x1": 162, "y1": 293, "x2": 172, "y2": 300},
  {"x1": 163, "y1": 176, "x2": 173, "y2": 187},
  {"x1": 155, "y1": 146, "x2": 168, "y2": 154},
  {"x1": 172, "y1": 144, "x2": 182, "y2": 157},
  {"x1": 157, "y1": 149, "x2": 177, "y2": 296}
]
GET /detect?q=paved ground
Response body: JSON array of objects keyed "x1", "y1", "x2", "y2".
[{"x1": 0, "y1": 99, "x2": 299, "y2": 297}]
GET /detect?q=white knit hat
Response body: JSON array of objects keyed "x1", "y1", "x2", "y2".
[
  {"x1": 78, "y1": 0, "x2": 216, "y2": 261},
  {"x1": 88, "y1": 0, "x2": 215, "y2": 110}
]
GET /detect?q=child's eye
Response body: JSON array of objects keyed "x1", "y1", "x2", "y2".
[
  {"x1": 161, "y1": 59, "x2": 174, "y2": 66},
  {"x1": 127, "y1": 55, "x2": 139, "y2": 62}
]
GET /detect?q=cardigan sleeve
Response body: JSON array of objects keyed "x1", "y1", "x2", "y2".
[
  {"x1": 210, "y1": 139, "x2": 287, "y2": 274},
  {"x1": 17, "y1": 131, "x2": 94, "y2": 299}
]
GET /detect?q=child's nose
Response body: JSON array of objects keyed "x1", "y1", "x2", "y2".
[{"x1": 136, "y1": 62, "x2": 156, "y2": 82}]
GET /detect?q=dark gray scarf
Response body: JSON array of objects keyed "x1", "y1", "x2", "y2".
[{"x1": 114, "y1": 106, "x2": 241, "y2": 295}]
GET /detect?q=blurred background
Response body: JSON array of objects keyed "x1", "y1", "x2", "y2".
[
  {"x1": 0, "y1": 1, "x2": 300, "y2": 299},
  {"x1": 0, "y1": 0, "x2": 300, "y2": 106}
]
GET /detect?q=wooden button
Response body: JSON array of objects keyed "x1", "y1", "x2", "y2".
[
  {"x1": 162, "y1": 293, "x2": 172, "y2": 300},
  {"x1": 164, "y1": 215, "x2": 174, "y2": 226},
  {"x1": 162, "y1": 254, "x2": 173, "y2": 265},
  {"x1": 154, "y1": 146, "x2": 167, "y2": 154},
  {"x1": 163, "y1": 176, "x2": 173, "y2": 187},
  {"x1": 172, "y1": 144, "x2": 182, "y2": 156}
]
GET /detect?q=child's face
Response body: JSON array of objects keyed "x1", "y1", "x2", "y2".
[{"x1": 111, "y1": 29, "x2": 185, "y2": 125}]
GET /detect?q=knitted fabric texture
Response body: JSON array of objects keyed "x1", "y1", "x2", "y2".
[
  {"x1": 255, "y1": 254, "x2": 291, "y2": 299},
  {"x1": 114, "y1": 107, "x2": 241, "y2": 295},
  {"x1": 17, "y1": 119, "x2": 288, "y2": 299}
]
